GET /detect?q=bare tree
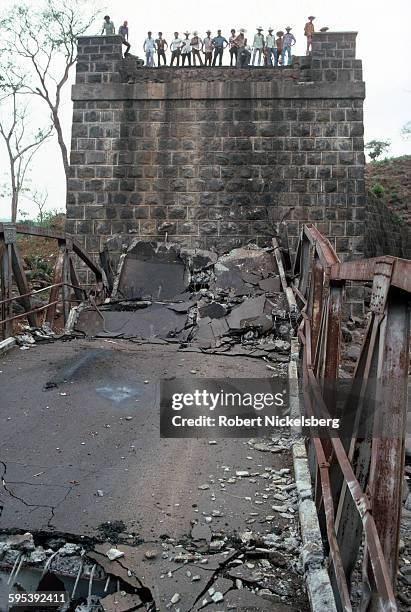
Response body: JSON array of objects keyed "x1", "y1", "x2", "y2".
[
  {"x1": 1, "y1": 0, "x2": 100, "y2": 193},
  {"x1": 28, "y1": 187, "x2": 49, "y2": 224},
  {"x1": 0, "y1": 71, "x2": 52, "y2": 222}
]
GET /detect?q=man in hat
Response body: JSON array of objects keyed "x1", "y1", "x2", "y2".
[
  {"x1": 265, "y1": 27, "x2": 275, "y2": 66},
  {"x1": 155, "y1": 32, "x2": 168, "y2": 66},
  {"x1": 252, "y1": 27, "x2": 265, "y2": 66},
  {"x1": 304, "y1": 16, "x2": 315, "y2": 55},
  {"x1": 181, "y1": 31, "x2": 192, "y2": 66},
  {"x1": 101, "y1": 15, "x2": 115, "y2": 35},
  {"x1": 281, "y1": 26, "x2": 296, "y2": 66},
  {"x1": 234, "y1": 29, "x2": 246, "y2": 67},
  {"x1": 202, "y1": 30, "x2": 213, "y2": 66},
  {"x1": 118, "y1": 21, "x2": 131, "y2": 57},
  {"x1": 212, "y1": 29, "x2": 228, "y2": 66},
  {"x1": 229, "y1": 29, "x2": 238, "y2": 67},
  {"x1": 143, "y1": 31, "x2": 156, "y2": 67},
  {"x1": 170, "y1": 32, "x2": 183, "y2": 66},
  {"x1": 275, "y1": 31, "x2": 284, "y2": 66},
  {"x1": 191, "y1": 31, "x2": 203, "y2": 66}
]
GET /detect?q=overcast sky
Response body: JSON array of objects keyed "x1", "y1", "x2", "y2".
[{"x1": 0, "y1": 0, "x2": 410, "y2": 219}]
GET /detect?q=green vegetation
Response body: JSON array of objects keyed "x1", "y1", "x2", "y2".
[
  {"x1": 365, "y1": 139, "x2": 391, "y2": 161},
  {"x1": 371, "y1": 183, "x2": 385, "y2": 197}
]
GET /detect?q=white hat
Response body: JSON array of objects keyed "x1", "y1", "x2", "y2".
[
  {"x1": 268, "y1": 27, "x2": 273, "y2": 31},
  {"x1": 257, "y1": 26, "x2": 263, "y2": 30},
  {"x1": 240, "y1": 28, "x2": 246, "y2": 33},
  {"x1": 184, "y1": 30, "x2": 190, "y2": 35},
  {"x1": 193, "y1": 30, "x2": 199, "y2": 35}
]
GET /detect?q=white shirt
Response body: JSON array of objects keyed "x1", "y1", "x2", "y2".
[
  {"x1": 170, "y1": 38, "x2": 183, "y2": 51},
  {"x1": 266, "y1": 34, "x2": 275, "y2": 47},
  {"x1": 144, "y1": 37, "x2": 155, "y2": 51},
  {"x1": 253, "y1": 33, "x2": 265, "y2": 49},
  {"x1": 181, "y1": 39, "x2": 191, "y2": 54}
]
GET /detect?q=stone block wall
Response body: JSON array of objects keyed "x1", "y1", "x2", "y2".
[{"x1": 67, "y1": 32, "x2": 366, "y2": 282}]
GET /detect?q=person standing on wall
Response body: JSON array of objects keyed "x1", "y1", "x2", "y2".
[
  {"x1": 170, "y1": 32, "x2": 183, "y2": 66},
  {"x1": 118, "y1": 21, "x2": 131, "y2": 57},
  {"x1": 234, "y1": 28, "x2": 246, "y2": 67},
  {"x1": 265, "y1": 27, "x2": 275, "y2": 66},
  {"x1": 181, "y1": 32, "x2": 192, "y2": 66},
  {"x1": 143, "y1": 31, "x2": 156, "y2": 67},
  {"x1": 304, "y1": 16, "x2": 315, "y2": 55},
  {"x1": 212, "y1": 29, "x2": 228, "y2": 66},
  {"x1": 275, "y1": 31, "x2": 284, "y2": 66},
  {"x1": 156, "y1": 32, "x2": 168, "y2": 66},
  {"x1": 229, "y1": 29, "x2": 238, "y2": 67},
  {"x1": 101, "y1": 15, "x2": 115, "y2": 35},
  {"x1": 203, "y1": 30, "x2": 213, "y2": 66},
  {"x1": 282, "y1": 26, "x2": 296, "y2": 66},
  {"x1": 191, "y1": 31, "x2": 203, "y2": 66},
  {"x1": 252, "y1": 27, "x2": 265, "y2": 66}
]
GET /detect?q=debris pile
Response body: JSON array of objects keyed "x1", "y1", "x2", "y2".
[
  {"x1": 75, "y1": 240, "x2": 293, "y2": 367},
  {"x1": 13, "y1": 323, "x2": 56, "y2": 349}
]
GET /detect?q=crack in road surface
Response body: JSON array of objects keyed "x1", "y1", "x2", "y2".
[{"x1": 0, "y1": 461, "x2": 74, "y2": 528}]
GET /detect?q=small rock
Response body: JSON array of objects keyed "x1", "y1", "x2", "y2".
[
  {"x1": 236, "y1": 471, "x2": 249, "y2": 477},
  {"x1": 212, "y1": 592, "x2": 224, "y2": 603},
  {"x1": 144, "y1": 549, "x2": 158, "y2": 560},
  {"x1": 106, "y1": 548, "x2": 125, "y2": 561},
  {"x1": 170, "y1": 593, "x2": 180, "y2": 604}
]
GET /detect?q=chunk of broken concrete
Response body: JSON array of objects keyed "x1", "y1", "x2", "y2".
[
  {"x1": 106, "y1": 548, "x2": 125, "y2": 561},
  {"x1": 114, "y1": 240, "x2": 188, "y2": 300},
  {"x1": 226, "y1": 296, "x2": 274, "y2": 334},
  {"x1": 6, "y1": 533, "x2": 35, "y2": 552}
]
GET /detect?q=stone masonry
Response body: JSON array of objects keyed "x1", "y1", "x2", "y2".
[{"x1": 67, "y1": 32, "x2": 365, "y2": 283}]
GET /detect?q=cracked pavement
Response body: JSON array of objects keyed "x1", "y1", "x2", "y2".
[{"x1": 0, "y1": 339, "x2": 307, "y2": 610}]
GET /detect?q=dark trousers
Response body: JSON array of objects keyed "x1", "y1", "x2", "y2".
[
  {"x1": 122, "y1": 39, "x2": 131, "y2": 56},
  {"x1": 181, "y1": 52, "x2": 191, "y2": 66},
  {"x1": 192, "y1": 49, "x2": 203, "y2": 65},
  {"x1": 171, "y1": 49, "x2": 180, "y2": 66},
  {"x1": 157, "y1": 49, "x2": 167, "y2": 65},
  {"x1": 212, "y1": 47, "x2": 223, "y2": 66},
  {"x1": 229, "y1": 47, "x2": 237, "y2": 66},
  {"x1": 204, "y1": 51, "x2": 212, "y2": 66}
]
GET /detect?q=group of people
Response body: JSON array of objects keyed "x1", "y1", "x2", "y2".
[{"x1": 101, "y1": 16, "x2": 317, "y2": 67}]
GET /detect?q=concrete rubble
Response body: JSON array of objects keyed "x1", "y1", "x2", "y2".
[{"x1": 73, "y1": 240, "x2": 293, "y2": 370}]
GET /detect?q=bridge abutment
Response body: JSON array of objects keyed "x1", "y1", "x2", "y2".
[{"x1": 67, "y1": 32, "x2": 366, "y2": 294}]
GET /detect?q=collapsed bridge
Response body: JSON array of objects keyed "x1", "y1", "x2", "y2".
[{"x1": 0, "y1": 220, "x2": 410, "y2": 611}]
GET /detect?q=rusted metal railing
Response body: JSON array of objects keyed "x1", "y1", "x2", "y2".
[
  {"x1": 0, "y1": 223, "x2": 105, "y2": 340},
  {"x1": 293, "y1": 224, "x2": 410, "y2": 611}
]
